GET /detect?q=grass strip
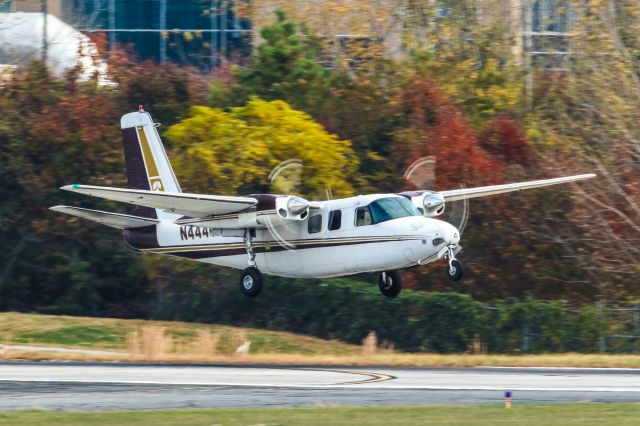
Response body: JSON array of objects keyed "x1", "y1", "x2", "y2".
[
  {"x1": 1, "y1": 404, "x2": 640, "y2": 426},
  {"x1": 2, "y1": 312, "x2": 640, "y2": 367}
]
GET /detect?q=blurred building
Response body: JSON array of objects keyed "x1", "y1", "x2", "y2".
[
  {"x1": 2, "y1": 0, "x2": 573, "y2": 74},
  {"x1": 251, "y1": 1, "x2": 573, "y2": 70},
  {"x1": 522, "y1": 0, "x2": 573, "y2": 68}
]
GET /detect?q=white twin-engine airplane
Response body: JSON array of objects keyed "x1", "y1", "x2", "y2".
[{"x1": 51, "y1": 108, "x2": 595, "y2": 298}]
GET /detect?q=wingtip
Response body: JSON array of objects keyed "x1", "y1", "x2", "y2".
[
  {"x1": 570, "y1": 173, "x2": 596, "y2": 180},
  {"x1": 49, "y1": 205, "x2": 67, "y2": 212},
  {"x1": 577, "y1": 173, "x2": 597, "y2": 180},
  {"x1": 60, "y1": 184, "x2": 82, "y2": 191}
]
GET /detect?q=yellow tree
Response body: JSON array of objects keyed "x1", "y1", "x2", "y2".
[{"x1": 165, "y1": 98, "x2": 358, "y2": 199}]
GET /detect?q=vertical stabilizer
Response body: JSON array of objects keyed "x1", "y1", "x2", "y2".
[{"x1": 120, "y1": 108, "x2": 181, "y2": 220}]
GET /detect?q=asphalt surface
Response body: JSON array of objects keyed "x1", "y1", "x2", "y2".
[{"x1": 0, "y1": 362, "x2": 639, "y2": 410}]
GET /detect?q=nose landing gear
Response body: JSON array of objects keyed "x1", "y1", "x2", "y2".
[{"x1": 446, "y1": 247, "x2": 464, "y2": 281}]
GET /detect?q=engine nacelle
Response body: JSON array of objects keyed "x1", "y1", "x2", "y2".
[
  {"x1": 275, "y1": 196, "x2": 310, "y2": 221},
  {"x1": 411, "y1": 192, "x2": 446, "y2": 217},
  {"x1": 177, "y1": 194, "x2": 311, "y2": 230}
]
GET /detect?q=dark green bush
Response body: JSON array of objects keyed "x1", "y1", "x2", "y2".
[{"x1": 143, "y1": 278, "x2": 615, "y2": 353}]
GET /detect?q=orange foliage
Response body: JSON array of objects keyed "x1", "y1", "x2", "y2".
[
  {"x1": 397, "y1": 77, "x2": 502, "y2": 189},
  {"x1": 479, "y1": 115, "x2": 532, "y2": 166}
]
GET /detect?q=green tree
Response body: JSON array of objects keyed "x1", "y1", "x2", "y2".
[{"x1": 213, "y1": 11, "x2": 331, "y2": 115}]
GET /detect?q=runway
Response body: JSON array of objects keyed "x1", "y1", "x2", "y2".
[{"x1": 0, "y1": 362, "x2": 639, "y2": 410}]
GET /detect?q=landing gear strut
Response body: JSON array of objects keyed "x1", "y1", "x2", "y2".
[
  {"x1": 245, "y1": 229, "x2": 256, "y2": 268},
  {"x1": 378, "y1": 270, "x2": 402, "y2": 298},
  {"x1": 446, "y1": 247, "x2": 464, "y2": 281},
  {"x1": 240, "y1": 230, "x2": 263, "y2": 297}
]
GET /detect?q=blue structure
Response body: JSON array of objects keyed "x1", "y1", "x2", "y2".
[{"x1": 66, "y1": 0, "x2": 252, "y2": 70}]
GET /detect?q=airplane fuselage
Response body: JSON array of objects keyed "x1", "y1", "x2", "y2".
[{"x1": 123, "y1": 194, "x2": 460, "y2": 278}]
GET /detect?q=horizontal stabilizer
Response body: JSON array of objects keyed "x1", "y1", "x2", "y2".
[
  {"x1": 60, "y1": 184, "x2": 257, "y2": 217},
  {"x1": 439, "y1": 174, "x2": 596, "y2": 202},
  {"x1": 50, "y1": 206, "x2": 159, "y2": 229}
]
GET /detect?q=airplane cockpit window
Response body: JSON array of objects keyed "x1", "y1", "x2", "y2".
[
  {"x1": 357, "y1": 197, "x2": 421, "y2": 225},
  {"x1": 369, "y1": 197, "x2": 421, "y2": 223},
  {"x1": 308, "y1": 214, "x2": 323, "y2": 234},
  {"x1": 328, "y1": 210, "x2": 342, "y2": 231}
]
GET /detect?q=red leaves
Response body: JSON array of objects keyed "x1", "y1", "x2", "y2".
[
  {"x1": 428, "y1": 111, "x2": 502, "y2": 188},
  {"x1": 479, "y1": 115, "x2": 532, "y2": 166},
  {"x1": 397, "y1": 77, "x2": 503, "y2": 189}
]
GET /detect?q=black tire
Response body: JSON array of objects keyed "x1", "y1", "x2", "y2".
[
  {"x1": 447, "y1": 259, "x2": 464, "y2": 282},
  {"x1": 378, "y1": 270, "x2": 402, "y2": 298},
  {"x1": 240, "y1": 267, "x2": 263, "y2": 297}
]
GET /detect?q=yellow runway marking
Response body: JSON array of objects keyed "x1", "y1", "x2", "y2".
[{"x1": 305, "y1": 369, "x2": 396, "y2": 385}]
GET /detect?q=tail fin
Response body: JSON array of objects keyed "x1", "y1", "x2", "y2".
[{"x1": 121, "y1": 107, "x2": 181, "y2": 219}]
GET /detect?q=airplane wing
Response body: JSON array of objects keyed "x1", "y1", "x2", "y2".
[
  {"x1": 438, "y1": 174, "x2": 596, "y2": 202},
  {"x1": 50, "y1": 206, "x2": 160, "y2": 229},
  {"x1": 60, "y1": 184, "x2": 257, "y2": 217}
]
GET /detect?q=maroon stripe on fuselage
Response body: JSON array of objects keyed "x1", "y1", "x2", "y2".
[{"x1": 159, "y1": 238, "x2": 406, "y2": 259}]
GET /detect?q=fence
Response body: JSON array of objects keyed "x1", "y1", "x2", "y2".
[{"x1": 479, "y1": 302, "x2": 640, "y2": 354}]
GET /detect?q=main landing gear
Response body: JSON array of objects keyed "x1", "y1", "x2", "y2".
[
  {"x1": 446, "y1": 247, "x2": 464, "y2": 281},
  {"x1": 378, "y1": 270, "x2": 402, "y2": 298},
  {"x1": 240, "y1": 267, "x2": 263, "y2": 297},
  {"x1": 240, "y1": 230, "x2": 263, "y2": 297}
]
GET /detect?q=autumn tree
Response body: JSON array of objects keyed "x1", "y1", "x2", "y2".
[
  {"x1": 479, "y1": 115, "x2": 532, "y2": 166},
  {"x1": 524, "y1": 0, "x2": 640, "y2": 300},
  {"x1": 0, "y1": 59, "x2": 208, "y2": 315},
  {"x1": 0, "y1": 63, "x2": 146, "y2": 314},
  {"x1": 111, "y1": 59, "x2": 208, "y2": 127},
  {"x1": 392, "y1": 77, "x2": 502, "y2": 189},
  {"x1": 165, "y1": 98, "x2": 358, "y2": 199}
]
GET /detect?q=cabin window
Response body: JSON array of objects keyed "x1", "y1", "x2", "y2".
[
  {"x1": 328, "y1": 210, "x2": 342, "y2": 231},
  {"x1": 308, "y1": 214, "x2": 323, "y2": 234},
  {"x1": 355, "y1": 206, "x2": 373, "y2": 226}
]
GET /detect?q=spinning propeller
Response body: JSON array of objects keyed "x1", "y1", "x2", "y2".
[
  {"x1": 265, "y1": 160, "x2": 315, "y2": 250},
  {"x1": 403, "y1": 156, "x2": 470, "y2": 236}
]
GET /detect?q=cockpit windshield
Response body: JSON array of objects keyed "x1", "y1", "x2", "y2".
[{"x1": 368, "y1": 197, "x2": 421, "y2": 224}]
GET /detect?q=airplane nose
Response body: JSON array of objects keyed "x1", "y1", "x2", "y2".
[{"x1": 441, "y1": 222, "x2": 460, "y2": 246}]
